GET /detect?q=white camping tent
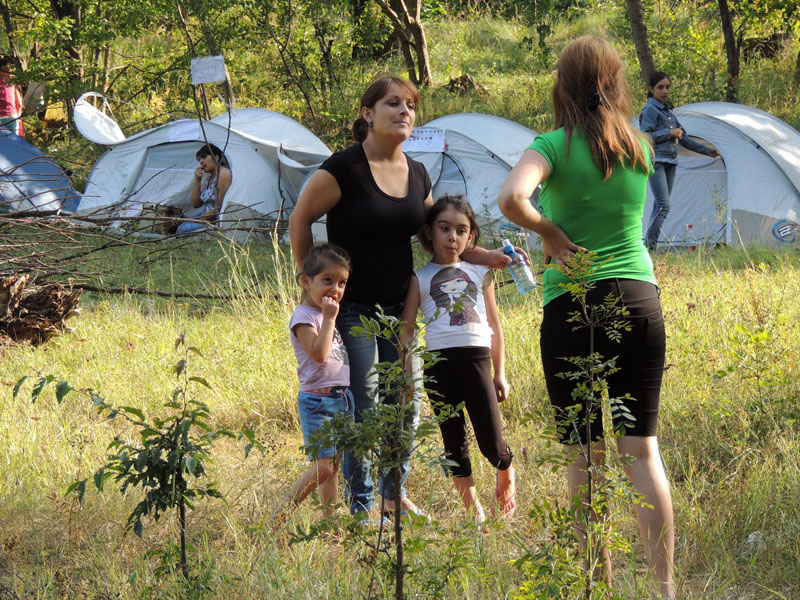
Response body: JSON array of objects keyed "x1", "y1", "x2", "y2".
[
  {"x1": 403, "y1": 113, "x2": 537, "y2": 235},
  {"x1": 639, "y1": 102, "x2": 800, "y2": 249},
  {"x1": 75, "y1": 93, "x2": 331, "y2": 239}
]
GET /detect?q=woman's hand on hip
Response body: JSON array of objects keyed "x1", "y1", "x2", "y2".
[{"x1": 541, "y1": 223, "x2": 582, "y2": 266}]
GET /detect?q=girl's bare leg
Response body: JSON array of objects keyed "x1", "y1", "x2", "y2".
[
  {"x1": 285, "y1": 458, "x2": 336, "y2": 515},
  {"x1": 617, "y1": 436, "x2": 675, "y2": 600},
  {"x1": 317, "y1": 456, "x2": 340, "y2": 518}
]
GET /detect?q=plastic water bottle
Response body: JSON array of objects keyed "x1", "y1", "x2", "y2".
[{"x1": 502, "y1": 238, "x2": 537, "y2": 294}]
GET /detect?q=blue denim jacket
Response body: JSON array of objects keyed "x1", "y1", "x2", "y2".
[{"x1": 639, "y1": 97, "x2": 713, "y2": 164}]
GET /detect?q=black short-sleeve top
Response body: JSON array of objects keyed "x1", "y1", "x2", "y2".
[{"x1": 320, "y1": 143, "x2": 431, "y2": 307}]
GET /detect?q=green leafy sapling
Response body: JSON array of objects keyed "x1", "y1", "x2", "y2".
[
  {"x1": 513, "y1": 251, "x2": 648, "y2": 599},
  {"x1": 295, "y1": 306, "x2": 452, "y2": 600},
  {"x1": 16, "y1": 334, "x2": 262, "y2": 579}
]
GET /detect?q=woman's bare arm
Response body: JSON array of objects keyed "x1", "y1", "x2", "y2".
[
  {"x1": 498, "y1": 149, "x2": 582, "y2": 266},
  {"x1": 288, "y1": 169, "x2": 342, "y2": 269}
]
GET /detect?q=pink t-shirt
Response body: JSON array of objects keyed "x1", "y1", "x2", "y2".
[
  {"x1": 0, "y1": 80, "x2": 22, "y2": 136},
  {"x1": 0, "y1": 83, "x2": 19, "y2": 117},
  {"x1": 289, "y1": 305, "x2": 350, "y2": 391}
]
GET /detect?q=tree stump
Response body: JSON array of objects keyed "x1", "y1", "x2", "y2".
[
  {"x1": 0, "y1": 275, "x2": 82, "y2": 344},
  {"x1": 443, "y1": 74, "x2": 488, "y2": 98}
]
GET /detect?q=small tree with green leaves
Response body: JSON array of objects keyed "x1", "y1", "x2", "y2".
[
  {"x1": 513, "y1": 252, "x2": 649, "y2": 600},
  {"x1": 15, "y1": 334, "x2": 261, "y2": 580}
]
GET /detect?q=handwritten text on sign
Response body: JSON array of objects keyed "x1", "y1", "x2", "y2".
[{"x1": 191, "y1": 56, "x2": 227, "y2": 85}]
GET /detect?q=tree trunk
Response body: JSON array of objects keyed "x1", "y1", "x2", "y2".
[
  {"x1": 90, "y1": 46, "x2": 100, "y2": 91},
  {"x1": 794, "y1": 42, "x2": 800, "y2": 86},
  {"x1": 373, "y1": 0, "x2": 433, "y2": 87},
  {"x1": 178, "y1": 484, "x2": 188, "y2": 578},
  {"x1": 49, "y1": 0, "x2": 84, "y2": 85},
  {"x1": 0, "y1": 1, "x2": 25, "y2": 68},
  {"x1": 407, "y1": 1, "x2": 432, "y2": 87},
  {"x1": 102, "y1": 41, "x2": 111, "y2": 94},
  {"x1": 0, "y1": 275, "x2": 82, "y2": 344},
  {"x1": 625, "y1": 0, "x2": 656, "y2": 84},
  {"x1": 397, "y1": 34, "x2": 416, "y2": 83},
  {"x1": 717, "y1": 0, "x2": 740, "y2": 102},
  {"x1": 392, "y1": 464, "x2": 404, "y2": 600},
  {"x1": 350, "y1": 0, "x2": 369, "y2": 59}
]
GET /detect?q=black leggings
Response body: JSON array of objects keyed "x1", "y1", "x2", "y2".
[
  {"x1": 540, "y1": 279, "x2": 666, "y2": 444},
  {"x1": 425, "y1": 346, "x2": 513, "y2": 478}
]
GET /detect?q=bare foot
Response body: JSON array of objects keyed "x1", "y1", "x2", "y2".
[
  {"x1": 471, "y1": 505, "x2": 488, "y2": 534},
  {"x1": 493, "y1": 466, "x2": 516, "y2": 518},
  {"x1": 655, "y1": 581, "x2": 675, "y2": 600}
]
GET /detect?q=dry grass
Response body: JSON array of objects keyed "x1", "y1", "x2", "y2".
[{"x1": 1, "y1": 241, "x2": 798, "y2": 598}]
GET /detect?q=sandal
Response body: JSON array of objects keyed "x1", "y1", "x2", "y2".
[{"x1": 356, "y1": 513, "x2": 392, "y2": 530}]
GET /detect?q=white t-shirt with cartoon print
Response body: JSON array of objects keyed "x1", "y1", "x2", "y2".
[
  {"x1": 289, "y1": 305, "x2": 350, "y2": 391},
  {"x1": 415, "y1": 261, "x2": 493, "y2": 351}
]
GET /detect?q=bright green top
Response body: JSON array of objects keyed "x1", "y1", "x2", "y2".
[{"x1": 530, "y1": 127, "x2": 657, "y2": 305}]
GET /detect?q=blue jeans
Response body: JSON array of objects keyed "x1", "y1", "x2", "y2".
[
  {"x1": 645, "y1": 162, "x2": 677, "y2": 251},
  {"x1": 297, "y1": 387, "x2": 354, "y2": 460},
  {"x1": 0, "y1": 117, "x2": 18, "y2": 134},
  {"x1": 176, "y1": 204, "x2": 212, "y2": 234},
  {"x1": 337, "y1": 301, "x2": 421, "y2": 514}
]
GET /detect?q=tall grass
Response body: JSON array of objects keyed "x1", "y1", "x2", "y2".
[{"x1": 1, "y1": 239, "x2": 799, "y2": 598}]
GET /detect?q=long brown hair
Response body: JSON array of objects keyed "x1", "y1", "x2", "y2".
[
  {"x1": 352, "y1": 75, "x2": 420, "y2": 142},
  {"x1": 552, "y1": 36, "x2": 650, "y2": 180}
]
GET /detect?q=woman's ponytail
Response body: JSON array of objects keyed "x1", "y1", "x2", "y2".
[{"x1": 352, "y1": 116, "x2": 369, "y2": 142}]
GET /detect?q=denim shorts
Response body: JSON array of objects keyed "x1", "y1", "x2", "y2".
[{"x1": 297, "y1": 386, "x2": 354, "y2": 459}]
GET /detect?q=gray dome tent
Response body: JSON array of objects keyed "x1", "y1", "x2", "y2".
[
  {"x1": 75, "y1": 93, "x2": 331, "y2": 239},
  {"x1": 639, "y1": 102, "x2": 800, "y2": 249},
  {"x1": 0, "y1": 130, "x2": 80, "y2": 214},
  {"x1": 403, "y1": 113, "x2": 538, "y2": 233}
]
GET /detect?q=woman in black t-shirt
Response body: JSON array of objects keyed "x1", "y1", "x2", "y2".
[
  {"x1": 289, "y1": 76, "x2": 513, "y2": 523},
  {"x1": 289, "y1": 76, "x2": 432, "y2": 521}
]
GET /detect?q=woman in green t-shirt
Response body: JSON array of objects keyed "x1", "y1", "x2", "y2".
[{"x1": 498, "y1": 36, "x2": 675, "y2": 600}]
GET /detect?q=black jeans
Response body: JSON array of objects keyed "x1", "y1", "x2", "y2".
[{"x1": 540, "y1": 279, "x2": 666, "y2": 444}]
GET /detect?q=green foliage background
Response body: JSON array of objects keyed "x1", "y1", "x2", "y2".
[{"x1": 2, "y1": 0, "x2": 798, "y2": 182}]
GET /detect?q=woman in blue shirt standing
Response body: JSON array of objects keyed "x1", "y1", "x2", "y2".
[{"x1": 640, "y1": 71, "x2": 719, "y2": 251}]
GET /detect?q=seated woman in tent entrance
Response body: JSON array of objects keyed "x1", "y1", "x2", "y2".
[{"x1": 177, "y1": 143, "x2": 232, "y2": 234}]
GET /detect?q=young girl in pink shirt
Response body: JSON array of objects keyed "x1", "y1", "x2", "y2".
[{"x1": 284, "y1": 244, "x2": 354, "y2": 518}]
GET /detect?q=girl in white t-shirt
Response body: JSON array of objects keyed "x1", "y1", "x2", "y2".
[
  {"x1": 283, "y1": 243, "x2": 353, "y2": 519},
  {"x1": 401, "y1": 195, "x2": 515, "y2": 526}
]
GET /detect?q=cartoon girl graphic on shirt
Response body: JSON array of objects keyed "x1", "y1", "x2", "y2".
[
  {"x1": 331, "y1": 328, "x2": 349, "y2": 365},
  {"x1": 430, "y1": 266, "x2": 480, "y2": 327}
]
